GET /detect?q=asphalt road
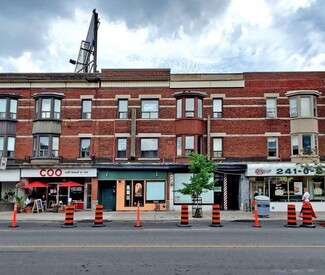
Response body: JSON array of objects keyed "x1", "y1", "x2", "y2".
[{"x1": 1, "y1": 220, "x2": 324, "y2": 274}]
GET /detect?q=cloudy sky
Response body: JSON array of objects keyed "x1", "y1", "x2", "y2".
[{"x1": 1, "y1": 0, "x2": 324, "y2": 74}]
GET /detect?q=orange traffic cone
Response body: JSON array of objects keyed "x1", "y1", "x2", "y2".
[
  {"x1": 252, "y1": 200, "x2": 261, "y2": 228},
  {"x1": 300, "y1": 204, "x2": 316, "y2": 228},
  {"x1": 134, "y1": 201, "x2": 142, "y2": 227},
  {"x1": 9, "y1": 202, "x2": 19, "y2": 228},
  {"x1": 92, "y1": 204, "x2": 105, "y2": 227},
  {"x1": 177, "y1": 204, "x2": 191, "y2": 227},
  {"x1": 61, "y1": 205, "x2": 76, "y2": 228},
  {"x1": 285, "y1": 204, "x2": 299, "y2": 228},
  {"x1": 209, "y1": 204, "x2": 223, "y2": 227}
]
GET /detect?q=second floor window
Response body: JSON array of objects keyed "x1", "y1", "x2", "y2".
[
  {"x1": 289, "y1": 98, "x2": 297, "y2": 117},
  {"x1": 141, "y1": 100, "x2": 159, "y2": 119},
  {"x1": 118, "y1": 99, "x2": 128, "y2": 119},
  {"x1": 185, "y1": 136, "x2": 194, "y2": 154},
  {"x1": 33, "y1": 135, "x2": 59, "y2": 158},
  {"x1": 82, "y1": 100, "x2": 92, "y2": 119},
  {"x1": 80, "y1": 138, "x2": 90, "y2": 158},
  {"x1": 117, "y1": 138, "x2": 127, "y2": 158},
  {"x1": 266, "y1": 98, "x2": 277, "y2": 118},
  {"x1": 213, "y1": 99, "x2": 222, "y2": 118},
  {"x1": 267, "y1": 137, "x2": 278, "y2": 158},
  {"x1": 0, "y1": 136, "x2": 15, "y2": 158},
  {"x1": 213, "y1": 138, "x2": 223, "y2": 158},
  {"x1": 140, "y1": 138, "x2": 158, "y2": 158},
  {"x1": 291, "y1": 134, "x2": 318, "y2": 156}
]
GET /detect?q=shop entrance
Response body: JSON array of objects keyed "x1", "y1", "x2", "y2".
[
  {"x1": 227, "y1": 175, "x2": 240, "y2": 210},
  {"x1": 101, "y1": 181, "x2": 116, "y2": 211}
]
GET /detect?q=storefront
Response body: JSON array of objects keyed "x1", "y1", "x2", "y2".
[
  {"x1": 0, "y1": 169, "x2": 21, "y2": 205},
  {"x1": 246, "y1": 163, "x2": 325, "y2": 212},
  {"x1": 20, "y1": 168, "x2": 97, "y2": 210},
  {"x1": 97, "y1": 169, "x2": 168, "y2": 211}
]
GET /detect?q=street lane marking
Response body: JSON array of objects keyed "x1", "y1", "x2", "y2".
[{"x1": 0, "y1": 245, "x2": 325, "y2": 249}]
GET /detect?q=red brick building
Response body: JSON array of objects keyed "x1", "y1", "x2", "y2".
[{"x1": 0, "y1": 69, "x2": 324, "y2": 212}]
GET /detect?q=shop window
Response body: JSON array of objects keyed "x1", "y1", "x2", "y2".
[
  {"x1": 213, "y1": 99, "x2": 222, "y2": 118},
  {"x1": 0, "y1": 98, "x2": 18, "y2": 119},
  {"x1": 141, "y1": 99, "x2": 159, "y2": 119},
  {"x1": 34, "y1": 95, "x2": 63, "y2": 120},
  {"x1": 80, "y1": 138, "x2": 90, "y2": 158},
  {"x1": 213, "y1": 138, "x2": 223, "y2": 158},
  {"x1": 146, "y1": 181, "x2": 165, "y2": 202},
  {"x1": 118, "y1": 99, "x2": 128, "y2": 119},
  {"x1": 133, "y1": 181, "x2": 144, "y2": 206},
  {"x1": 81, "y1": 99, "x2": 92, "y2": 119},
  {"x1": 117, "y1": 138, "x2": 127, "y2": 158},
  {"x1": 266, "y1": 98, "x2": 277, "y2": 118},
  {"x1": 140, "y1": 138, "x2": 158, "y2": 158},
  {"x1": 267, "y1": 137, "x2": 278, "y2": 158},
  {"x1": 312, "y1": 178, "x2": 324, "y2": 200}
]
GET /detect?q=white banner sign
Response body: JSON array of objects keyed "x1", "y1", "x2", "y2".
[
  {"x1": 246, "y1": 163, "x2": 318, "y2": 177},
  {"x1": 21, "y1": 168, "x2": 97, "y2": 178}
]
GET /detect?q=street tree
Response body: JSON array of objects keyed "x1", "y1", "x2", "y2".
[{"x1": 177, "y1": 152, "x2": 216, "y2": 218}]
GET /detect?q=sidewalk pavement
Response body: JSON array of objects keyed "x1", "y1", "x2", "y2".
[{"x1": 1, "y1": 209, "x2": 325, "y2": 223}]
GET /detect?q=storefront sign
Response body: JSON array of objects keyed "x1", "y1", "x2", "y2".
[
  {"x1": 21, "y1": 168, "x2": 97, "y2": 178},
  {"x1": 246, "y1": 163, "x2": 318, "y2": 177},
  {"x1": 0, "y1": 169, "x2": 20, "y2": 181}
]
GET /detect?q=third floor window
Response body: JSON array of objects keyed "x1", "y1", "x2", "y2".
[
  {"x1": 35, "y1": 97, "x2": 62, "y2": 120},
  {"x1": 0, "y1": 98, "x2": 18, "y2": 119},
  {"x1": 118, "y1": 99, "x2": 128, "y2": 119},
  {"x1": 81, "y1": 99, "x2": 92, "y2": 119},
  {"x1": 213, "y1": 99, "x2": 223, "y2": 118},
  {"x1": 141, "y1": 99, "x2": 159, "y2": 119}
]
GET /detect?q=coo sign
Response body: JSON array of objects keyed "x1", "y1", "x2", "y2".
[{"x1": 40, "y1": 168, "x2": 62, "y2": 177}]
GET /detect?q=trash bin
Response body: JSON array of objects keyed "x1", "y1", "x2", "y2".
[{"x1": 254, "y1": 195, "x2": 270, "y2": 217}]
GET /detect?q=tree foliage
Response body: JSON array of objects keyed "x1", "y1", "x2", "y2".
[{"x1": 178, "y1": 152, "x2": 216, "y2": 198}]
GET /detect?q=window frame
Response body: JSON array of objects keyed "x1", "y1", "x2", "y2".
[
  {"x1": 213, "y1": 99, "x2": 223, "y2": 118},
  {"x1": 81, "y1": 99, "x2": 92, "y2": 119},
  {"x1": 80, "y1": 138, "x2": 91, "y2": 158},
  {"x1": 140, "y1": 138, "x2": 159, "y2": 158},
  {"x1": 33, "y1": 135, "x2": 60, "y2": 158},
  {"x1": 266, "y1": 98, "x2": 277, "y2": 118},
  {"x1": 0, "y1": 136, "x2": 15, "y2": 158},
  {"x1": 0, "y1": 98, "x2": 18, "y2": 120},
  {"x1": 118, "y1": 99, "x2": 128, "y2": 119},
  {"x1": 141, "y1": 99, "x2": 159, "y2": 119},
  {"x1": 117, "y1": 138, "x2": 127, "y2": 158},
  {"x1": 267, "y1": 137, "x2": 278, "y2": 158},
  {"x1": 213, "y1": 137, "x2": 223, "y2": 158},
  {"x1": 34, "y1": 96, "x2": 63, "y2": 120}
]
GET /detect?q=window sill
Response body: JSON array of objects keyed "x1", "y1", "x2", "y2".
[
  {"x1": 212, "y1": 157, "x2": 225, "y2": 160},
  {"x1": 138, "y1": 158, "x2": 160, "y2": 161},
  {"x1": 267, "y1": 157, "x2": 280, "y2": 160},
  {"x1": 77, "y1": 157, "x2": 92, "y2": 161}
]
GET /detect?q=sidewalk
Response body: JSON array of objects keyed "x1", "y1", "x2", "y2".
[{"x1": 1, "y1": 209, "x2": 325, "y2": 222}]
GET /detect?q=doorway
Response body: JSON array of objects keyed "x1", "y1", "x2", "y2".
[
  {"x1": 227, "y1": 175, "x2": 240, "y2": 210},
  {"x1": 101, "y1": 181, "x2": 116, "y2": 211}
]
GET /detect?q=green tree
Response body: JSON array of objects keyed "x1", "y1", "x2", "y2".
[{"x1": 178, "y1": 152, "x2": 216, "y2": 217}]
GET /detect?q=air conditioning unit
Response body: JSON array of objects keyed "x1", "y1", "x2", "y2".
[{"x1": 185, "y1": 112, "x2": 194, "y2": 118}]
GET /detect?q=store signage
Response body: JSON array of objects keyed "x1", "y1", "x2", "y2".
[
  {"x1": 246, "y1": 163, "x2": 318, "y2": 177},
  {"x1": 21, "y1": 168, "x2": 97, "y2": 178}
]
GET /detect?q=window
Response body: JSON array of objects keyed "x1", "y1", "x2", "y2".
[
  {"x1": 289, "y1": 98, "x2": 297, "y2": 117},
  {"x1": 146, "y1": 181, "x2": 165, "y2": 202},
  {"x1": 213, "y1": 99, "x2": 222, "y2": 118},
  {"x1": 7, "y1": 137, "x2": 15, "y2": 158},
  {"x1": 266, "y1": 98, "x2": 277, "y2": 118},
  {"x1": 291, "y1": 135, "x2": 299, "y2": 155},
  {"x1": 0, "y1": 137, "x2": 3, "y2": 156},
  {"x1": 140, "y1": 138, "x2": 158, "y2": 158},
  {"x1": 82, "y1": 99, "x2": 92, "y2": 119},
  {"x1": 141, "y1": 100, "x2": 158, "y2": 119},
  {"x1": 0, "y1": 98, "x2": 18, "y2": 119},
  {"x1": 185, "y1": 136, "x2": 194, "y2": 154},
  {"x1": 267, "y1": 137, "x2": 278, "y2": 158},
  {"x1": 80, "y1": 138, "x2": 90, "y2": 158},
  {"x1": 118, "y1": 99, "x2": 128, "y2": 119},
  {"x1": 213, "y1": 138, "x2": 223, "y2": 158},
  {"x1": 117, "y1": 138, "x2": 127, "y2": 158},
  {"x1": 176, "y1": 99, "x2": 182, "y2": 118},
  {"x1": 33, "y1": 136, "x2": 60, "y2": 158},
  {"x1": 302, "y1": 135, "x2": 311, "y2": 154},
  {"x1": 185, "y1": 98, "x2": 194, "y2": 117},
  {"x1": 198, "y1": 98, "x2": 202, "y2": 118},
  {"x1": 176, "y1": 136, "x2": 182, "y2": 156},
  {"x1": 301, "y1": 97, "x2": 311, "y2": 117},
  {"x1": 34, "y1": 95, "x2": 63, "y2": 120}
]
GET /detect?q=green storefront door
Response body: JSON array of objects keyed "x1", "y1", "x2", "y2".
[{"x1": 102, "y1": 187, "x2": 116, "y2": 211}]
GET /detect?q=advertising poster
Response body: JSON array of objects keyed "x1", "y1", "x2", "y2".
[{"x1": 294, "y1": 182, "x2": 302, "y2": 195}]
